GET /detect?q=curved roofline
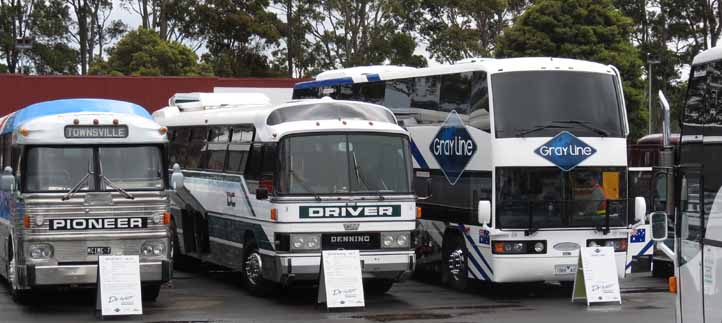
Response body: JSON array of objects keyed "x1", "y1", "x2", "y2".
[
  {"x1": 692, "y1": 46, "x2": 722, "y2": 66},
  {"x1": 3, "y1": 98, "x2": 151, "y2": 135}
]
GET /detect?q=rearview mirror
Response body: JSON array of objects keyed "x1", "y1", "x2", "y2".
[
  {"x1": 478, "y1": 200, "x2": 491, "y2": 225},
  {"x1": 171, "y1": 163, "x2": 184, "y2": 190},
  {"x1": 634, "y1": 196, "x2": 646, "y2": 223},
  {"x1": 1, "y1": 167, "x2": 14, "y2": 193},
  {"x1": 417, "y1": 177, "x2": 432, "y2": 200},
  {"x1": 649, "y1": 211, "x2": 669, "y2": 241}
]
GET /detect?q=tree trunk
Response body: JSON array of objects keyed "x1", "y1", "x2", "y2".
[
  {"x1": 286, "y1": 0, "x2": 293, "y2": 77},
  {"x1": 159, "y1": 0, "x2": 168, "y2": 40},
  {"x1": 78, "y1": 0, "x2": 89, "y2": 74}
]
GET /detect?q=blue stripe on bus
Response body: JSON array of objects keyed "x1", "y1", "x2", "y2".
[
  {"x1": 626, "y1": 240, "x2": 655, "y2": 270},
  {"x1": 466, "y1": 251, "x2": 490, "y2": 280},
  {"x1": 366, "y1": 74, "x2": 381, "y2": 82},
  {"x1": 459, "y1": 224, "x2": 494, "y2": 275},
  {"x1": 293, "y1": 77, "x2": 355, "y2": 90},
  {"x1": 409, "y1": 139, "x2": 429, "y2": 169}
]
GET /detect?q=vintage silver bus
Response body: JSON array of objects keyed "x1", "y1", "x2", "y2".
[{"x1": 0, "y1": 99, "x2": 172, "y2": 303}]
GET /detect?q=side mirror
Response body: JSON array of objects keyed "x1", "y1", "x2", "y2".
[
  {"x1": 478, "y1": 200, "x2": 491, "y2": 225},
  {"x1": 170, "y1": 163, "x2": 184, "y2": 190},
  {"x1": 634, "y1": 196, "x2": 646, "y2": 223},
  {"x1": 0, "y1": 166, "x2": 15, "y2": 193},
  {"x1": 649, "y1": 211, "x2": 669, "y2": 241},
  {"x1": 256, "y1": 187, "x2": 269, "y2": 200},
  {"x1": 417, "y1": 177, "x2": 433, "y2": 200}
]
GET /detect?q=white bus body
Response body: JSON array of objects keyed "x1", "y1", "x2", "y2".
[
  {"x1": 293, "y1": 57, "x2": 654, "y2": 286},
  {"x1": 672, "y1": 46, "x2": 722, "y2": 323},
  {"x1": 0, "y1": 99, "x2": 172, "y2": 303},
  {"x1": 153, "y1": 96, "x2": 416, "y2": 295}
]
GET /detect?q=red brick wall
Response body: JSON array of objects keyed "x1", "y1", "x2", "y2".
[{"x1": 0, "y1": 74, "x2": 306, "y2": 115}]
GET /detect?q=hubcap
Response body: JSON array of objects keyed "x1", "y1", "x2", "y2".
[
  {"x1": 8, "y1": 258, "x2": 18, "y2": 291},
  {"x1": 244, "y1": 252, "x2": 263, "y2": 286},
  {"x1": 447, "y1": 248, "x2": 465, "y2": 281}
]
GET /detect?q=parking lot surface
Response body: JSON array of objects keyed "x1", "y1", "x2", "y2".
[{"x1": 0, "y1": 269, "x2": 673, "y2": 323}]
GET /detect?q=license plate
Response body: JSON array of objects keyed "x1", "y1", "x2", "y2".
[
  {"x1": 87, "y1": 247, "x2": 111, "y2": 255},
  {"x1": 554, "y1": 264, "x2": 577, "y2": 275}
]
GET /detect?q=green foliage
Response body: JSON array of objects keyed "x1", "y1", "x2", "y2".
[
  {"x1": 0, "y1": 63, "x2": 6, "y2": 73},
  {"x1": 91, "y1": 28, "x2": 208, "y2": 76},
  {"x1": 496, "y1": 0, "x2": 647, "y2": 140},
  {"x1": 29, "y1": 42, "x2": 79, "y2": 74}
]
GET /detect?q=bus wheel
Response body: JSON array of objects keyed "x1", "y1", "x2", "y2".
[
  {"x1": 6, "y1": 248, "x2": 31, "y2": 304},
  {"x1": 141, "y1": 284, "x2": 161, "y2": 302},
  {"x1": 364, "y1": 279, "x2": 394, "y2": 295},
  {"x1": 241, "y1": 242, "x2": 278, "y2": 296},
  {"x1": 441, "y1": 233, "x2": 469, "y2": 291}
]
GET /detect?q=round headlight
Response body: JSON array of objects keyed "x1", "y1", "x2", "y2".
[
  {"x1": 35, "y1": 216, "x2": 44, "y2": 226},
  {"x1": 152, "y1": 214, "x2": 162, "y2": 224},
  {"x1": 512, "y1": 242, "x2": 525, "y2": 252},
  {"x1": 396, "y1": 234, "x2": 409, "y2": 247},
  {"x1": 142, "y1": 245, "x2": 153, "y2": 256},
  {"x1": 534, "y1": 242, "x2": 545, "y2": 253},
  {"x1": 306, "y1": 237, "x2": 318, "y2": 249},
  {"x1": 383, "y1": 235, "x2": 395, "y2": 247},
  {"x1": 293, "y1": 237, "x2": 304, "y2": 249},
  {"x1": 31, "y1": 248, "x2": 42, "y2": 258}
]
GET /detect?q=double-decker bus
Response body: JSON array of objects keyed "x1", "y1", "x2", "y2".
[
  {"x1": 152, "y1": 95, "x2": 416, "y2": 295},
  {"x1": 293, "y1": 58, "x2": 654, "y2": 288},
  {"x1": 667, "y1": 45, "x2": 722, "y2": 323},
  {"x1": 0, "y1": 99, "x2": 172, "y2": 303}
]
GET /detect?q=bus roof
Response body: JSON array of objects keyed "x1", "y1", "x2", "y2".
[
  {"x1": 295, "y1": 57, "x2": 617, "y2": 90},
  {"x1": 2, "y1": 98, "x2": 151, "y2": 135},
  {"x1": 692, "y1": 46, "x2": 722, "y2": 66}
]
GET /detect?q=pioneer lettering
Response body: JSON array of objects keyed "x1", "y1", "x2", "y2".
[
  {"x1": 299, "y1": 205, "x2": 401, "y2": 218},
  {"x1": 49, "y1": 217, "x2": 147, "y2": 230}
]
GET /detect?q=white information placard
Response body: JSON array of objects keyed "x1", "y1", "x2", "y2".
[
  {"x1": 98, "y1": 255, "x2": 143, "y2": 316},
  {"x1": 572, "y1": 247, "x2": 622, "y2": 305},
  {"x1": 318, "y1": 250, "x2": 365, "y2": 308}
]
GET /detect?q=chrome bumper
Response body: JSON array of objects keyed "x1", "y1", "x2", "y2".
[
  {"x1": 21, "y1": 260, "x2": 171, "y2": 287},
  {"x1": 262, "y1": 250, "x2": 415, "y2": 284}
]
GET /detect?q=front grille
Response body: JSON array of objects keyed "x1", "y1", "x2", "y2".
[{"x1": 322, "y1": 232, "x2": 380, "y2": 250}]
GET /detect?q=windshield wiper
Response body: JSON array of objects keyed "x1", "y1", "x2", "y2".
[
  {"x1": 62, "y1": 161, "x2": 94, "y2": 201},
  {"x1": 290, "y1": 169, "x2": 321, "y2": 201},
  {"x1": 352, "y1": 151, "x2": 384, "y2": 201},
  {"x1": 525, "y1": 201, "x2": 539, "y2": 236},
  {"x1": 552, "y1": 120, "x2": 609, "y2": 137},
  {"x1": 98, "y1": 159, "x2": 135, "y2": 200},
  {"x1": 515, "y1": 124, "x2": 570, "y2": 137}
]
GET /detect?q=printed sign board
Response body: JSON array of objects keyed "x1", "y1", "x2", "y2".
[
  {"x1": 64, "y1": 125, "x2": 128, "y2": 138},
  {"x1": 535, "y1": 131, "x2": 596, "y2": 171},
  {"x1": 429, "y1": 110, "x2": 477, "y2": 185},
  {"x1": 317, "y1": 250, "x2": 365, "y2": 308},
  {"x1": 299, "y1": 205, "x2": 401, "y2": 218},
  {"x1": 98, "y1": 255, "x2": 143, "y2": 316},
  {"x1": 572, "y1": 247, "x2": 622, "y2": 305}
]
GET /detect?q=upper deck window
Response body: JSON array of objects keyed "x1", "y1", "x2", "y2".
[
  {"x1": 266, "y1": 102, "x2": 395, "y2": 125},
  {"x1": 492, "y1": 71, "x2": 624, "y2": 138}
]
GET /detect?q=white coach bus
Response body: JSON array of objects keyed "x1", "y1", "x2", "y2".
[
  {"x1": 293, "y1": 57, "x2": 654, "y2": 288},
  {"x1": 0, "y1": 99, "x2": 172, "y2": 303},
  {"x1": 658, "y1": 45, "x2": 722, "y2": 323},
  {"x1": 153, "y1": 95, "x2": 416, "y2": 295}
]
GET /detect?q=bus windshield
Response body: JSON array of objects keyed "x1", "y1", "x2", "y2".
[
  {"x1": 492, "y1": 71, "x2": 624, "y2": 138},
  {"x1": 278, "y1": 134, "x2": 412, "y2": 195},
  {"x1": 24, "y1": 145, "x2": 164, "y2": 192},
  {"x1": 496, "y1": 167, "x2": 627, "y2": 229}
]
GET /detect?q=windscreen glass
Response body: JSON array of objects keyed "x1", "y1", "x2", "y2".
[
  {"x1": 496, "y1": 167, "x2": 627, "y2": 229},
  {"x1": 25, "y1": 147, "x2": 95, "y2": 192},
  {"x1": 493, "y1": 71, "x2": 624, "y2": 138},
  {"x1": 278, "y1": 134, "x2": 411, "y2": 195},
  {"x1": 99, "y1": 146, "x2": 164, "y2": 190}
]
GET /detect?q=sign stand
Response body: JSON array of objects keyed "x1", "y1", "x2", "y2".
[
  {"x1": 96, "y1": 255, "x2": 144, "y2": 319},
  {"x1": 571, "y1": 247, "x2": 622, "y2": 306},
  {"x1": 317, "y1": 250, "x2": 365, "y2": 310}
]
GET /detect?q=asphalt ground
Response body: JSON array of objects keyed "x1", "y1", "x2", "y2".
[{"x1": 0, "y1": 267, "x2": 674, "y2": 323}]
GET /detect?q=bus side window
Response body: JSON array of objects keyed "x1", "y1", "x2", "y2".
[
  {"x1": 204, "y1": 126, "x2": 230, "y2": 171},
  {"x1": 355, "y1": 82, "x2": 385, "y2": 105},
  {"x1": 384, "y1": 78, "x2": 413, "y2": 113},
  {"x1": 187, "y1": 127, "x2": 208, "y2": 169},
  {"x1": 227, "y1": 127, "x2": 254, "y2": 173},
  {"x1": 337, "y1": 84, "x2": 355, "y2": 100},
  {"x1": 470, "y1": 71, "x2": 490, "y2": 132},
  {"x1": 168, "y1": 127, "x2": 190, "y2": 167},
  {"x1": 440, "y1": 72, "x2": 472, "y2": 115},
  {"x1": 245, "y1": 143, "x2": 264, "y2": 180},
  {"x1": 411, "y1": 76, "x2": 441, "y2": 124}
]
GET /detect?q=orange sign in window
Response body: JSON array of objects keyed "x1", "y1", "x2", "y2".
[{"x1": 602, "y1": 172, "x2": 620, "y2": 199}]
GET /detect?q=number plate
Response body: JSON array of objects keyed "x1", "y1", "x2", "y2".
[
  {"x1": 554, "y1": 264, "x2": 577, "y2": 275},
  {"x1": 87, "y1": 247, "x2": 111, "y2": 255}
]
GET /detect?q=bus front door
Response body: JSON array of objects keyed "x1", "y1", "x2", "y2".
[{"x1": 679, "y1": 169, "x2": 704, "y2": 323}]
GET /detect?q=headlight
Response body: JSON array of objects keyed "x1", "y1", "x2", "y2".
[
  {"x1": 141, "y1": 241, "x2": 166, "y2": 257},
  {"x1": 381, "y1": 232, "x2": 411, "y2": 249},
  {"x1": 290, "y1": 234, "x2": 321, "y2": 251},
  {"x1": 587, "y1": 239, "x2": 627, "y2": 252},
  {"x1": 29, "y1": 244, "x2": 53, "y2": 259},
  {"x1": 493, "y1": 241, "x2": 546, "y2": 254}
]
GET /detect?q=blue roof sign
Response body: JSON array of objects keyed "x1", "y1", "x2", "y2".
[
  {"x1": 3, "y1": 99, "x2": 151, "y2": 135},
  {"x1": 430, "y1": 111, "x2": 477, "y2": 185},
  {"x1": 534, "y1": 131, "x2": 596, "y2": 171}
]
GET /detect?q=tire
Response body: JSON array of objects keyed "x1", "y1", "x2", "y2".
[
  {"x1": 6, "y1": 244, "x2": 31, "y2": 305},
  {"x1": 441, "y1": 232, "x2": 470, "y2": 291},
  {"x1": 141, "y1": 284, "x2": 161, "y2": 302},
  {"x1": 364, "y1": 279, "x2": 394, "y2": 295},
  {"x1": 241, "y1": 242, "x2": 278, "y2": 296}
]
